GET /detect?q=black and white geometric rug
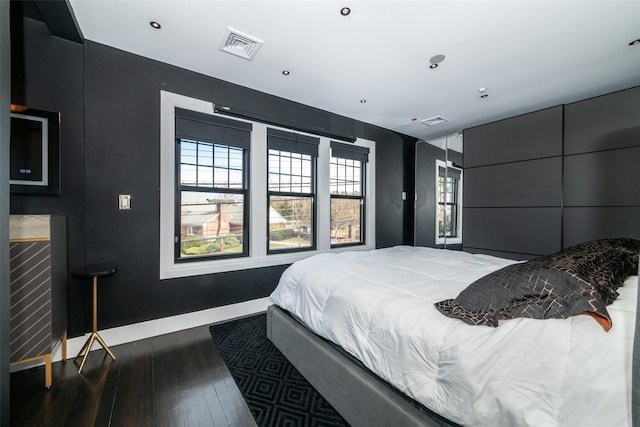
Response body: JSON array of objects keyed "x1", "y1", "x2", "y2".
[{"x1": 209, "y1": 313, "x2": 349, "y2": 427}]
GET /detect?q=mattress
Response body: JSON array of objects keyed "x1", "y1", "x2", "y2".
[{"x1": 269, "y1": 246, "x2": 637, "y2": 427}]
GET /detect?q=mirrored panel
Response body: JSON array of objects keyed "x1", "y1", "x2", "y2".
[{"x1": 414, "y1": 133, "x2": 463, "y2": 249}]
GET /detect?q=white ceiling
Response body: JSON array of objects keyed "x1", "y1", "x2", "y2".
[{"x1": 67, "y1": 1, "x2": 640, "y2": 142}]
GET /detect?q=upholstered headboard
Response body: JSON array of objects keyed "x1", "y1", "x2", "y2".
[
  {"x1": 634, "y1": 280, "x2": 639, "y2": 426},
  {"x1": 461, "y1": 85, "x2": 640, "y2": 427}
]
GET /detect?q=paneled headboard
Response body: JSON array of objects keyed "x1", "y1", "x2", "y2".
[
  {"x1": 462, "y1": 85, "x2": 640, "y2": 427},
  {"x1": 462, "y1": 85, "x2": 639, "y2": 259}
]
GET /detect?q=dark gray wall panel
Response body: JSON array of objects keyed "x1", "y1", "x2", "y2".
[
  {"x1": 464, "y1": 157, "x2": 562, "y2": 208},
  {"x1": 564, "y1": 86, "x2": 640, "y2": 155},
  {"x1": 463, "y1": 105, "x2": 563, "y2": 168},
  {"x1": 563, "y1": 207, "x2": 640, "y2": 248},
  {"x1": 463, "y1": 208, "x2": 562, "y2": 256},
  {"x1": 376, "y1": 134, "x2": 412, "y2": 248},
  {"x1": 564, "y1": 146, "x2": 640, "y2": 207},
  {"x1": 403, "y1": 139, "x2": 417, "y2": 246}
]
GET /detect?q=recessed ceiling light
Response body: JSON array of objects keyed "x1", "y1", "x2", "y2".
[
  {"x1": 429, "y1": 54, "x2": 446, "y2": 68},
  {"x1": 629, "y1": 38, "x2": 640, "y2": 46},
  {"x1": 282, "y1": 70, "x2": 290, "y2": 75},
  {"x1": 340, "y1": 7, "x2": 351, "y2": 16},
  {"x1": 360, "y1": 99, "x2": 367, "y2": 103},
  {"x1": 150, "y1": 21, "x2": 161, "y2": 29},
  {"x1": 478, "y1": 87, "x2": 487, "y2": 93}
]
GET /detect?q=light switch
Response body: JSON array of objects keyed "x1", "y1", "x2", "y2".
[{"x1": 119, "y1": 194, "x2": 131, "y2": 210}]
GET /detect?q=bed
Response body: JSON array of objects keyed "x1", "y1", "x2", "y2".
[{"x1": 267, "y1": 241, "x2": 639, "y2": 426}]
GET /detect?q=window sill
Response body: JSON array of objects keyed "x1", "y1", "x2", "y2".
[{"x1": 160, "y1": 243, "x2": 375, "y2": 279}]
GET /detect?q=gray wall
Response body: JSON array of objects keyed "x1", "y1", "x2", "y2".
[
  {"x1": 462, "y1": 87, "x2": 640, "y2": 259},
  {"x1": 563, "y1": 86, "x2": 640, "y2": 246},
  {"x1": 463, "y1": 105, "x2": 564, "y2": 259},
  {"x1": 10, "y1": 17, "x2": 415, "y2": 336},
  {"x1": 10, "y1": 12, "x2": 86, "y2": 336}
]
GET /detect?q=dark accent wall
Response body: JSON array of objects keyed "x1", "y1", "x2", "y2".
[
  {"x1": 462, "y1": 87, "x2": 640, "y2": 259},
  {"x1": 462, "y1": 86, "x2": 640, "y2": 427},
  {"x1": 402, "y1": 139, "x2": 416, "y2": 246},
  {"x1": 563, "y1": 86, "x2": 640, "y2": 247},
  {"x1": 463, "y1": 106, "x2": 564, "y2": 259},
  {"x1": 10, "y1": 17, "x2": 414, "y2": 336},
  {"x1": 9, "y1": 17, "x2": 86, "y2": 336}
]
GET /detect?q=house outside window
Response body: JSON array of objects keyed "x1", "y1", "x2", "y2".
[
  {"x1": 267, "y1": 128, "x2": 319, "y2": 253},
  {"x1": 175, "y1": 108, "x2": 251, "y2": 261},
  {"x1": 330, "y1": 141, "x2": 368, "y2": 247}
]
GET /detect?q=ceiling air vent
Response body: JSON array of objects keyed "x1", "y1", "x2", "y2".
[
  {"x1": 219, "y1": 27, "x2": 264, "y2": 61},
  {"x1": 420, "y1": 116, "x2": 448, "y2": 127}
]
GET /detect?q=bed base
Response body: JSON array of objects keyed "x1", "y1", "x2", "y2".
[{"x1": 266, "y1": 305, "x2": 453, "y2": 427}]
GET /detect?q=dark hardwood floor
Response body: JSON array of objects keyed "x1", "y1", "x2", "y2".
[{"x1": 10, "y1": 325, "x2": 257, "y2": 427}]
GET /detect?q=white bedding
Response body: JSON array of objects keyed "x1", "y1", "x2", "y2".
[{"x1": 269, "y1": 246, "x2": 637, "y2": 427}]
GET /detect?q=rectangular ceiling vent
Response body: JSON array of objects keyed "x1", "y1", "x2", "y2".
[
  {"x1": 420, "y1": 116, "x2": 448, "y2": 127},
  {"x1": 219, "y1": 27, "x2": 264, "y2": 61}
]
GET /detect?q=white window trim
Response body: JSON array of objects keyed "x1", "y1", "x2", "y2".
[
  {"x1": 435, "y1": 159, "x2": 463, "y2": 245},
  {"x1": 160, "y1": 90, "x2": 375, "y2": 279}
]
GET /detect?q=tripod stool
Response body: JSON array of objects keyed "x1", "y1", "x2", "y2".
[{"x1": 71, "y1": 264, "x2": 117, "y2": 373}]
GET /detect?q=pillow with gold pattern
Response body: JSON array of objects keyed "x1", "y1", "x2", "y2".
[{"x1": 435, "y1": 238, "x2": 640, "y2": 331}]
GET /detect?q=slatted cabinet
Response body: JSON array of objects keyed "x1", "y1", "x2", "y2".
[{"x1": 9, "y1": 215, "x2": 67, "y2": 388}]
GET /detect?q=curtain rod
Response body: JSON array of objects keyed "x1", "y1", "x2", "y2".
[{"x1": 214, "y1": 105, "x2": 357, "y2": 143}]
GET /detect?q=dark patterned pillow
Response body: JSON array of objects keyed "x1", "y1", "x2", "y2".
[
  {"x1": 435, "y1": 238, "x2": 640, "y2": 331},
  {"x1": 553, "y1": 238, "x2": 640, "y2": 304}
]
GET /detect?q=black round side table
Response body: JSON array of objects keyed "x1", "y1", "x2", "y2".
[{"x1": 71, "y1": 264, "x2": 117, "y2": 373}]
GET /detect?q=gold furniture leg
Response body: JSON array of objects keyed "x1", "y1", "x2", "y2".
[
  {"x1": 44, "y1": 354, "x2": 52, "y2": 389},
  {"x1": 75, "y1": 275, "x2": 116, "y2": 373},
  {"x1": 61, "y1": 331, "x2": 67, "y2": 361},
  {"x1": 9, "y1": 353, "x2": 53, "y2": 389}
]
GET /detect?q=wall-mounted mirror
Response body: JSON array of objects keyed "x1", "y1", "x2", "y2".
[{"x1": 414, "y1": 133, "x2": 463, "y2": 249}]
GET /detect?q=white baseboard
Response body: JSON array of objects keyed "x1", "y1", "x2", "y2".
[{"x1": 10, "y1": 297, "x2": 271, "y2": 373}]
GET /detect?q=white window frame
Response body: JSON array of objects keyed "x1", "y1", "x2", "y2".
[
  {"x1": 159, "y1": 90, "x2": 375, "y2": 279},
  {"x1": 434, "y1": 159, "x2": 463, "y2": 245}
]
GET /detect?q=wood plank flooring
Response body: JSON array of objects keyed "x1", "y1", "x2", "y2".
[{"x1": 10, "y1": 325, "x2": 257, "y2": 427}]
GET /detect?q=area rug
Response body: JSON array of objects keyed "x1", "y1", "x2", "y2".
[{"x1": 210, "y1": 313, "x2": 349, "y2": 427}]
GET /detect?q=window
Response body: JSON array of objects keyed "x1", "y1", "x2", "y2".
[
  {"x1": 175, "y1": 108, "x2": 251, "y2": 261},
  {"x1": 160, "y1": 91, "x2": 376, "y2": 279},
  {"x1": 267, "y1": 128, "x2": 318, "y2": 253},
  {"x1": 435, "y1": 160, "x2": 463, "y2": 244},
  {"x1": 330, "y1": 142, "x2": 368, "y2": 247}
]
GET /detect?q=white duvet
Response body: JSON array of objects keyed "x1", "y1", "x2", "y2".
[{"x1": 269, "y1": 246, "x2": 637, "y2": 427}]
